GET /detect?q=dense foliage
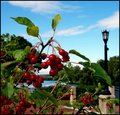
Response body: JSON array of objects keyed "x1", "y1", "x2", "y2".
[
  {"x1": 1, "y1": 33, "x2": 32, "y2": 63},
  {"x1": 1, "y1": 14, "x2": 118, "y2": 114},
  {"x1": 97, "y1": 56, "x2": 120, "y2": 86}
]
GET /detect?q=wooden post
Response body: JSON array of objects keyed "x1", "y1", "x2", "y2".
[
  {"x1": 109, "y1": 86, "x2": 115, "y2": 96},
  {"x1": 99, "y1": 95, "x2": 115, "y2": 114},
  {"x1": 70, "y1": 86, "x2": 76, "y2": 105}
]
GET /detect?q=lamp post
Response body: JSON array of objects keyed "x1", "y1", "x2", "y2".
[{"x1": 102, "y1": 30, "x2": 111, "y2": 95}]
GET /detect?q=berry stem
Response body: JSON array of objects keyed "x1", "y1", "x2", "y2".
[
  {"x1": 38, "y1": 35, "x2": 43, "y2": 45},
  {"x1": 37, "y1": 76, "x2": 63, "y2": 114},
  {"x1": 39, "y1": 37, "x2": 53, "y2": 54},
  {"x1": 51, "y1": 39, "x2": 61, "y2": 48}
]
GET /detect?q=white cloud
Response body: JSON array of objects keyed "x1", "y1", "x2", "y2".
[
  {"x1": 41, "y1": 11, "x2": 119, "y2": 37},
  {"x1": 98, "y1": 11, "x2": 119, "y2": 29},
  {"x1": 8, "y1": 1, "x2": 80, "y2": 14},
  {"x1": 56, "y1": 26, "x2": 84, "y2": 36},
  {"x1": 41, "y1": 31, "x2": 53, "y2": 38},
  {"x1": 1, "y1": 1, "x2": 7, "y2": 4},
  {"x1": 41, "y1": 26, "x2": 84, "y2": 38},
  {"x1": 41, "y1": 25, "x2": 98, "y2": 37}
]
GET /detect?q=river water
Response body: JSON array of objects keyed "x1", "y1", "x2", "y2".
[{"x1": 17, "y1": 80, "x2": 119, "y2": 98}]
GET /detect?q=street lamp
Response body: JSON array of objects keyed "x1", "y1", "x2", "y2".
[
  {"x1": 102, "y1": 30, "x2": 111, "y2": 95},
  {"x1": 102, "y1": 30, "x2": 109, "y2": 72}
]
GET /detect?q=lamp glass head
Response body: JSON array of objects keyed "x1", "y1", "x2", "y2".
[{"x1": 102, "y1": 30, "x2": 109, "y2": 40}]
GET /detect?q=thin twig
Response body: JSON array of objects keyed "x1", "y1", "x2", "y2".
[{"x1": 37, "y1": 76, "x2": 62, "y2": 114}]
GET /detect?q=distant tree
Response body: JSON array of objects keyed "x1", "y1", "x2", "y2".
[
  {"x1": 1, "y1": 33, "x2": 32, "y2": 62},
  {"x1": 108, "y1": 56, "x2": 120, "y2": 85},
  {"x1": 1, "y1": 33, "x2": 32, "y2": 51},
  {"x1": 97, "y1": 56, "x2": 120, "y2": 86},
  {"x1": 54, "y1": 62, "x2": 107, "y2": 86},
  {"x1": 54, "y1": 63, "x2": 82, "y2": 83},
  {"x1": 79, "y1": 67, "x2": 95, "y2": 85}
]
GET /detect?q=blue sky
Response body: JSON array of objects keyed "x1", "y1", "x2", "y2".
[{"x1": 1, "y1": 1, "x2": 119, "y2": 65}]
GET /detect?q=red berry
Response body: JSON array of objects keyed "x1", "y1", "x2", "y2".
[
  {"x1": 91, "y1": 98, "x2": 94, "y2": 102},
  {"x1": 21, "y1": 106, "x2": 26, "y2": 112},
  {"x1": 0, "y1": 102, "x2": 3, "y2": 107},
  {"x1": 25, "y1": 101, "x2": 31, "y2": 108},
  {"x1": 87, "y1": 99, "x2": 91, "y2": 103},
  {"x1": 30, "y1": 75, "x2": 36, "y2": 81},
  {"x1": 80, "y1": 97, "x2": 83, "y2": 101},
  {"x1": 57, "y1": 63, "x2": 63, "y2": 70},
  {"x1": 0, "y1": 95, "x2": 5, "y2": 100},
  {"x1": 59, "y1": 49, "x2": 65, "y2": 56},
  {"x1": 15, "y1": 106, "x2": 21, "y2": 112},
  {"x1": 38, "y1": 76, "x2": 44, "y2": 83},
  {"x1": 83, "y1": 101, "x2": 87, "y2": 105},
  {"x1": 5, "y1": 109, "x2": 12, "y2": 114},
  {"x1": 1, "y1": 107, "x2": 6, "y2": 113},
  {"x1": 106, "y1": 103, "x2": 109, "y2": 106},
  {"x1": 49, "y1": 54, "x2": 56, "y2": 61},
  {"x1": 33, "y1": 81, "x2": 40, "y2": 88},
  {"x1": 41, "y1": 62, "x2": 48, "y2": 69},
  {"x1": 40, "y1": 53, "x2": 47, "y2": 60},
  {"x1": 27, "y1": 53, "x2": 35, "y2": 59},
  {"x1": 26, "y1": 79, "x2": 32, "y2": 85},
  {"x1": 109, "y1": 103, "x2": 113, "y2": 107},
  {"x1": 63, "y1": 51, "x2": 68, "y2": 57},
  {"x1": 30, "y1": 56, "x2": 38, "y2": 63},
  {"x1": 62, "y1": 56, "x2": 69, "y2": 62},
  {"x1": 18, "y1": 92, "x2": 23, "y2": 99},
  {"x1": 3, "y1": 99, "x2": 9, "y2": 105},
  {"x1": 23, "y1": 72, "x2": 30, "y2": 78},
  {"x1": 50, "y1": 63, "x2": 57, "y2": 69},
  {"x1": 49, "y1": 69, "x2": 58, "y2": 76},
  {"x1": 19, "y1": 101, "x2": 24, "y2": 107},
  {"x1": 46, "y1": 60, "x2": 51, "y2": 66},
  {"x1": 56, "y1": 57, "x2": 62, "y2": 64}
]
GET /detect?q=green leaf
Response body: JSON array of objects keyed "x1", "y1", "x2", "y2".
[
  {"x1": 52, "y1": 14, "x2": 61, "y2": 31},
  {"x1": 24, "y1": 46, "x2": 31, "y2": 54},
  {"x1": 98, "y1": 82, "x2": 102, "y2": 89},
  {"x1": 2, "y1": 82, "x2": 14, "y2": 98},
  {"x1": 64, "y1": 66, "x2": 75, "y2": 78},
  {"x1": 1, "y1": 61, "x2": 17, "y2": 70},
  {"x1": 91, "y1": 63, "x2": 112, "y2": 86},
  {"x1": 27, "y1": 26, "x2": 39, "y2": 37},
  {"x1": 13, "y1": 49, "x2": 26, "y2": 61},
  {"x1": 69, "y1": 49, "x2": 90, "y2": 62},
  {"x1": 78, "y1": 61, "x2": 91, "y2": 67},
  {"x1": 32, "y1": 89, "x2": 59, "y2": 106},
  {"x1": 39, "y1": 89, "x2": 59, "y2": 106},
  {"x1": 11, "y1": 17, "x2": 35, "y2": 27},
  {"x1": 14, "y1": 68, "x2": 23, "y2": 73},
  {"x1": 79, "y1": 61, "x2": 95, "y2": 73}
]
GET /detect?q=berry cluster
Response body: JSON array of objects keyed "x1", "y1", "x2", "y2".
[
  {"x1": 27, "y1": 51, "x2": 47, "y2": 64},
  {"x1": 0, "y1": 95, "x2": 11, "y2": 106},
  {"x1": 62, "y1": 94, "x2": 71, "y2": 100},
  {"x1": 21, "y1": 71, "x2": 44, "y2": 88},
  {"x1": 0, "y1": 95, "x2": 13, "y2": 114},
  {"x1": 59, "y1": 48, "x2": 69, "y2": 62},
  {"x1": 15, "y1": 98, "x2": 31, "y2": 114},
  {"x1": 41, "y1": 48, "x2": 69, "y2": 77},
  {"x1": 106, "y1": 103, "x2": 113, "y2": 108},
  {"x1": 80, "y1": 94, "x2": 95, "y2": 105},
  {"x1": 27, "y1": 54, "x2": 38, "y2": 64}
]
